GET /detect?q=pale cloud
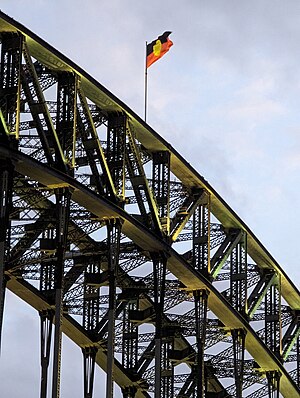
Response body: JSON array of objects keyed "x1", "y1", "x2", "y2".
[{"x1": 228, "y1": 97, "x2": 285, "y2": 122}]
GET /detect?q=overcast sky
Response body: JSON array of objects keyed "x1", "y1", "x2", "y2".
[{"x1": 0, "y1": 1, "x2": 299, "y2": 397}]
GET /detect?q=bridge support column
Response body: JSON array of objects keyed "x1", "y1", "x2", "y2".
[
  {"x1": 0, "y1": 159, "x2": 14, "y2": 350},
  {"x1": 265, "y1": 280, "x2": 281, "y2": 359},
  {"x1": 152, "y1": 151, "x2": 170, "y2": 235},
  {"x1": 82, "y1": 346, "x2": 98, "y2": 398},
  {"x1": 266, "y1": 370, "x2": 281, "y2": 398},
  {"x1": 122, "y1": 298, "x2": 139, "y2": 371},
  {"x1": 0, "y1": 32, "x2": 22, "y2": 141},
  {"x1": 106, "y1": 219, "x2": 121, "y2": 398},
  {"x1": 194, "y1": 289, "x2": 209, "y2": 398},
  {"x1": 151, "y1": 252, "x2": 174, "y2": 398},
  {"x1": 231, "y1": 328, "x2": 246, "y2": 398},
  {"x1": 81, "y1": 260, "x2": 101, "y2": 398},
  {"x1": 51, "y1": 188, "x2": 72, "y2": 398},
  {"x1": 230, "y1": 232, "x2": 247, "y2": 315},
  {"x1": 40, "y1": 309, "x2": 54, "y2": 398},
  {"x1": 193, "y1": 198, "x2": 210, "y2": 276}
]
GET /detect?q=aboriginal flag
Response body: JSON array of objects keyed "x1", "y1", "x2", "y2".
[{"x1": 146, "y1": 31, "x2": 173, "y2": 68}]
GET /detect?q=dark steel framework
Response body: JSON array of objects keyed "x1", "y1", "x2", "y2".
[{"x1": 0, "y1": 11, "x2": 299, "y2": 398}]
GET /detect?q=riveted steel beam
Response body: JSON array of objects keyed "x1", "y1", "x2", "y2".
[
  {"x1": 247, "y1": 271, "x2": 277, "y2": 319},
  {"x1": 125, "y1": 121, "x2": 162, "y2": 233},
  {"x1": 194, "y1": 289, "x2": 209, "y2": 398},
  {"x1": 107, "y1": 113, "x2": 126, "y2": 203},
  {"x1": 106, "y1": 218, "x2": 122, "y2": 398},
  {"x1": 265, "y1": 280, "x2": 281, "y2": 359},
  {"x1": 77, "y1": 88, "x2": 115, "y2": 198},
  {"x1": 211, "y1": 229, "x2": 244, "y2": 279},
  {"x1": 82, "y1": 346, "x2": 98, "y2": 398},
  {"x1": 192, "y1": 194, "x2": 211, "y2": 276},
  {"x1": 229, "y1": 232, "x2": 247, "y2": 315},
  {"x1": 51, "y1": 187, "x2": 72, "y2": 398},
  {"x1": 0, "y1": 32, "x2": 22, "y2": 141},
  {"x1": 0, "y1": 158, "x2": 14, "y2": 351},
  {"x1": 170, "y1": 188, "x2": 206, "y2": 243},
  {"x1": 266, "y1": 370, "x2": 281, "y2": 398},
  {"x1": 55, "y1": 72, "x2": 77, "y2": 170},
  {"x1": 152, "y1": 151, "x2": 170, "y2": 235},
  {"x1": 282, "y1": 310, "x2": 300, "y2": 361},
  {"x1": 22, "y1": 42, "x2": 66, "y2": 169},
  {"x1": 40, "y1": 309, "x2": 54, "y2": 398},
  {"x1": 231, "y1": 328, "x2": 246, "y2": 398}
]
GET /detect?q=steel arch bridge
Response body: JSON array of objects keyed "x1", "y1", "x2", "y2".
[{"x1": 0, "y1": 11, "x2": 299, "y2": 398}]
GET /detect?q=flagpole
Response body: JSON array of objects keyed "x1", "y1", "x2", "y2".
[{"x1": 144, "y1": 41, "x2": 148, "y2": 122}]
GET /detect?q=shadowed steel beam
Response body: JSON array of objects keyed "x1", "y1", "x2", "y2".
[
  {"x1": 106, "y1": 219, "x2": 121, "y2": 398},
  {"x1": 192, "y1": 197, "x2": 211, "y2": 276},
  {"x1": 194, "y1": 289, "x2": 209, "y2": 398},
  {"x1": 170, "y1": 189, "x2": 205, "y2": 243},
  {"x1": 231, "y1": 328, "x2": 246, "y2": 398},
  {"x1": 82, "y1": 346, "x2": 98, "y2": 398},
  {"x1": 40, "y1": 309, "x2": 54, "y2": 398},
  {"x1": 125, "y1": 120, "x2": 162, "y2": 233},
  {"x1": 247, "y1": 271, "x2": 277, "y2": 319},
  {"x1": 151, "y1": 252, "x2": 173, "y2": 398},
  {"x1": 0, "y1": 32, "x2": 22, "y2": 139},
  {"x1": 51, "y1": 188, "x2": 72, "y2": 398},
  {"x1": 282, "y1": 311, "x2": 300, "y2": 360},
  {"x1": 0, "y1": 159, "x2": 14, "y2": 351},
  {"x1": 21, "y1": 41, "x2": 66, "y2": 168},
  {"x1": 77, "y1": 87, "x2": 116, "y2": 198},
  {"x1": 152, "y1": 151, "x2": 170, "y2": 235},
  {"x1": 210, "y1": 228, "x2": 244, "y2": 279},
  {"x1": 267, "y1": 370, "x2": 281, "y2": 398}
]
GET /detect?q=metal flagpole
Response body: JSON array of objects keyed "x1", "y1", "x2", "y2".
[{"x1": 144, "y1": 41, "x2": 148, "y2": 122}]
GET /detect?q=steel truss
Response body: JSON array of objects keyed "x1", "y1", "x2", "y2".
[{"x1": 0, "y1": 11, "x2": 299, "y2": 398}]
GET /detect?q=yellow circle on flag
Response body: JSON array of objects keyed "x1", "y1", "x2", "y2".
[{"x1": 153, "y1": 40, "x2": 162, "y2": 56}]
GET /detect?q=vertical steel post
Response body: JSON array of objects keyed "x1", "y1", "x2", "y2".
[
  {"x1": 0, "y1": 159, "x2": 14, "y2": 351},
  {"x1": 160, "y1": 333, "x2": 174, "y2": 398},
  {"x1": 56, "y1": 72, "x2": 77, "y2": 169},
  {"x1": 39, "y1": 234, "x2": 56, "y2": 398},
  {"x1": 151, "y1": 252, "x2": 173, "y2": 398},
  {"x1": 152, "y1": 151, "x2": 170, "y2": 235},
  {"x1": 230, "y1": 232, "x2": 247, "y2": 316},
  {"x1": 82, "y1": 261, "x2": 101, "y2": 398},
  {"x1": 122, "y1": 299, "x2": 138, "y2": 371},
  {"x1": 106, "y1": 219, "x2": 121, "y2": 398},
  {"x1": 40, "y1": 309, "x2": 54, "y2": 398},
  {"x1": 193, "y1": 199, "x2": 210, "y2": 276},
  {"x1": 266, "y1": 370, "x2": 281, "y2": 398},
  {"x1": 106, "y1": 113, "x2": 126, "y2": 202},
  {"x1": 105, "y1": 112, "x2": 125, "y2": 397},
  {"x1": 0, "y1": 33, "x2": 21, "y2": 347},
  {"x1": 231, "y1": 328, "x2": 246, "y2": 398},
  {"x1": 194, "y1": 289, "x2": 209, "y2": 398},
  {"x1": 82, "y1": 346, "x2": 98, "y2": 398},
  {"x1": 265, "y1": 280, "x2": 281, "y2": 359},
  {"x1": 51, "y1": 188, "x2": 71, "y2": 398},
  {"x1": 0, "y1": 32, "x2": 22, "y2": 141}
]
